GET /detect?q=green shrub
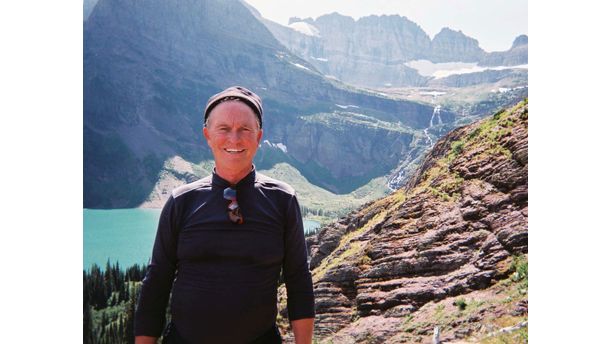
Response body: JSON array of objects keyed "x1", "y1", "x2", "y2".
[
  {"x1": 493, "y1": 109, "x2": 505, "y2": 120},
  {"x1": 467, "y1": 127, "x2": 482, "y2": 140},
  {"x1": 451, "y1": 140, "x2": 465, "y2": 155},
  {"x1": 510, "y1": 255, "x2": 528, "y2": 282},
  {"x1": 454, "y1": 298, "x2": 467, "y2": 311}
]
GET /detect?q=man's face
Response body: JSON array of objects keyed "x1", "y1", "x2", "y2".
[{"x1": 203, "y1": 100, "x2": 262, "y2": 176}]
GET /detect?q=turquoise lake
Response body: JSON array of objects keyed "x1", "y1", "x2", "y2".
[{"x1": 83, "y1": 208, "x2": 320, "y2": 270}]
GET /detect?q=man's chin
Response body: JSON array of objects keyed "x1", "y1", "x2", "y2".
[
  {"x1": 217, "y1": 159, "x2": 253, "y2": 171},
  {"x1": 221, "y1": 153, "x2": 249, "y2": 162}
]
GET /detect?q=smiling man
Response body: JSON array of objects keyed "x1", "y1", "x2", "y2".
[{"x1": 134, "y1": 86, "x2": 315, "y2": 343}]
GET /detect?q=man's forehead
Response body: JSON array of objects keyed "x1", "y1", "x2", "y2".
[
  {"x1": 208, "y1": 101, "x2": 259, "y2": 125},
  {"x1": 203, "y1": 86, "x2": 263, "y2": 128}
]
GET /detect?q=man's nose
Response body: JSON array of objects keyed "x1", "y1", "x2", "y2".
[{"x1": 228, "y1": 130, "x2": 241, "y2": 142}]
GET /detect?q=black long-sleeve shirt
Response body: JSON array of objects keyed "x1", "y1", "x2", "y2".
[{"x1": 134, "y1": 168, "x2": 315, "y2": 343}]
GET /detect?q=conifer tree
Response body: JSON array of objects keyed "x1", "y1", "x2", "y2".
[
  {"x1": 123, "y1": 283, "x2": 138, "y2": 344},
  {"x1": 83, "y1": 305, "x2": 94, "y2": 344}
]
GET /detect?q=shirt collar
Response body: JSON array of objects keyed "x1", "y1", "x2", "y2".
[{"x1": 211, "y1": 165, "x2": 256, "y2": 189}]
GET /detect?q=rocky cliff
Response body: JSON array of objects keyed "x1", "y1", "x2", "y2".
[
  {"x1": 261, "y1": 13, "x2": 431, "y2": 87},
  {"x1": 84, "y1": 0, "x2": 453, "y2": 208},
  {"x1": 479, "y1": 35, "x2": 528, "y2": 67},
  {"x1": 429, "y1": 28, "x2": 485, "y2": 63},
  {"x1": 428, "y1": 69, "x2": 528, "y2": 88},
  {"x1": 261, "y1": 13, "x2": 527, "y2": 89},
  {"x1": 83, "y1": 0, "x2": 98, "y2": 21},
  {"x1": 278, "y1": 99, "x2": 528, "y2": 343}
]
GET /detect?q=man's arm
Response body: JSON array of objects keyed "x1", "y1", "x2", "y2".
[
  {"x1": 283, "y1": 194, "x2": 316, "y2": 342},
  {"x1": 134, "y1": 336, "x2": 157, "y2": 344},
  {"x1": 291, "y1": 318, "x2": 314, "y2": 344},
  {"x1": 134, "y1": 196, "x2": 179, "y2": 339}
]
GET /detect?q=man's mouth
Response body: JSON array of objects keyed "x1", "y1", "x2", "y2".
[{"x1": 224, "y1": 148, "x2": 246, "y2": 154}]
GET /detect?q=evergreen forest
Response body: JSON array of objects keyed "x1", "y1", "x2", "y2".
[{"x1": 83, "y1": 261, "x2": 154, "y2": 344}]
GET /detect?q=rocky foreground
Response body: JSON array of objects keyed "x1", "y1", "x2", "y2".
[{"x1": 278, "y1": 99, "x2": 528, "y2": 343}]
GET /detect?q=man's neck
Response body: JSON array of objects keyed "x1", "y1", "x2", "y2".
[{"x1": 215, "y1": 164, "x2": 253, "y2": 185}]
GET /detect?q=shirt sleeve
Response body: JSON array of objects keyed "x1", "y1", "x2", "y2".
[
  {"x1": 134, "y1": 195, "x2": 179, "y2": 337},
  {"x1": 282, "y1": 194, "x2": 315, "y2": 320}
]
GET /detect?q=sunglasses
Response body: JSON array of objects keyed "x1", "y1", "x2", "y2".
[{"x1": 223, "y1": 187, "x2": 244, "y2": 224}]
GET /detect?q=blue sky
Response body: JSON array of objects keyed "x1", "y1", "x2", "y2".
[{"x1": 244, "y1": 0, "x2": 527, "y2": 52}]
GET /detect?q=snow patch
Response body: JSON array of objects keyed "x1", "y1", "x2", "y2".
[
  {"x1": 490, "y1": 85, "x2": 527, "y2": 93},
  {"x1": 291, "y1": 62, "x2": 310, "y2": 71},
  {"x1": 311, "y1": 56, "x2": 328, "y2": 62},
  {"x1": 263, "y1": 140, "x2": 288, "y2": 153},
  {"x1": 276, "y1": 143, "x2": 288, "y2": 153},
  {"x1": 419, "y1": 91, "x2": 447, "y2": 97},
  {"x1": 405, "y1": 59, "x2": 528, "y2": 79},
  {"x1": 335, "y1": 104, "x2": 360, "y2": 109},
  {"x1": 288, "y1": 22, "x2": 321, "y2": 37}
]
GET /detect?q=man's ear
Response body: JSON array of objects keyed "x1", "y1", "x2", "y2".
[
  {"x1": 203, "y1": 127, "x2": 211, "y2": 145},
  {"x1": 257, "y1": 129, "x2": 263, "y2": 144}
]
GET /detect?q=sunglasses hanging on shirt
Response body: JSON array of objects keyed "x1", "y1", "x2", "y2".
[{"x1": 223, "y1": 186, "x2": 244, "y2": 224}]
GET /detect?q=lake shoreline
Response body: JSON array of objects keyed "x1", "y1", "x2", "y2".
[
  {"x1": 84, "y1": 208, "x2": 321, "y2": 270},
  {"x1": 85, "y1": 206, "x2": 328, "y2": 224}
]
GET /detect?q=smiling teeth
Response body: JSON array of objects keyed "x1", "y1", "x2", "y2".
[{"x1": 225, "y1": 149, "x2": 244, "y2": 153}]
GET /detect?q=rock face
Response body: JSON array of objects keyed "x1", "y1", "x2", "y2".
[
  {"x1": 479, "y1": 35, "x2": 528, "y2": 67},
  {"x1": 84, "y1": 0, "x2": 453, "y2": 207},
  {"x1": 428, "y1": 69, "x2": 528, "y2": 88},
  {"x1": 262, "y1": 13, "x2": 431, "y2": 87},
  {"x1": 83, "y1": 0, "x2": 98, "y2": 20},
  {"x1": 261, "y1": 13, "x2": 527, "y2": 88},
  {"x1": 279, "y1": 100, "x2": 528, "y2": 343},
  {"x1": 429, "y1": 28, "x2": 485, "y2": 63},
  {"x1": 283, "y1": 111, "x2": 425, "y2": 193}
]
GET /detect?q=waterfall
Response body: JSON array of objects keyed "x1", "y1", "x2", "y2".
[
  {"x1": 388, "y1": 97, "x2": 443, "y2": 190},
  {"x1": 424, "y1": 104, "x2": 442, "y2": 148},
  {"x1": 430, "y1": 105, "x2": 442, "y2": 127}
]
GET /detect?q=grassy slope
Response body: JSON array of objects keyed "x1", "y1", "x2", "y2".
[
  {"x1": 304, "y1": 99, "x2": 528, "y2": 343},
  {"x1": 400, "y1": 255, "x2": 528, "y2": 343},
  {"x1": 143, "y1": 158, "x2": 390, "y2": 224},
  {"x1": 259, "y1": 162, "x2": 390, "y2": 223}
]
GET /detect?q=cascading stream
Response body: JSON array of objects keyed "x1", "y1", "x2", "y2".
[
  {"x1": 388, "y1": 100, "x2": 443, "y2": 190},
  {"x1": 424, "y1": 101, "x2": 442, "y2": 148}
]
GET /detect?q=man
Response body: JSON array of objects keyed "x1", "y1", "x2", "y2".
[{"x1": 134, "y1": 86, "x2": 315, "y2": 343}]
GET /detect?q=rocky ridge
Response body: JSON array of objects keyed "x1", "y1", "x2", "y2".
[
  {"x1": 479, "y1": 35, "x2": 528, "y2": 67},
  {"x1": 261, "y1": 13, "x2": 527, "y2": 88},
  {"x1": 278, "y1": 99, "x2": 528, "y2": 343},
  {"x1": 430, "y1": 28, "x2": 484, "y2": 63},
  {"x1": 84, "y1": 0, "x2": 454, "y2": 208}
]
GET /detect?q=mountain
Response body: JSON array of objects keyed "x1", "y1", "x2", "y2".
[
  {"x1": 260, "y1": 13, "x2": 527, "y2": 89},
  {"x1": 140, "y1": 157, "x2": 389, "y2": 222},
  {"x1": 84, "y1": 0, "x2": 455, "y2": 208},
  {"x1": 429, "y1": 28, "x2": 485, "y2": 63},
  {"x1": 428, "y1": 69, "x2": 528, "y2": 88},
  {"x1": 479, "y1": 35, "x2": 528, "y2": 67},
  {"x1": 261, "y1": 13, "x2": 431, "y2": 88},
  {"x1": 276, "y1": 100, "x2": 528, "y2": 342},
  {"x1": 83, "y1": 0, "x2": 98, "y2": 21}
]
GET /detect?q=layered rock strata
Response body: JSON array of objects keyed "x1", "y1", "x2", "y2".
[{"x1": 279, "y1": 99, "x2": 528, "y2": 343}]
